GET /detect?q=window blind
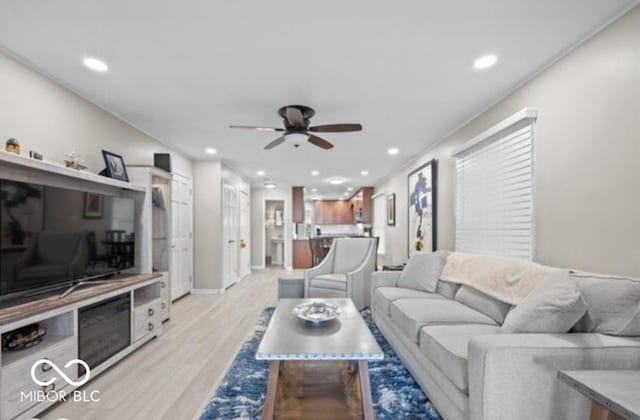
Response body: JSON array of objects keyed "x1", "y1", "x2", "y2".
[
  {"x1": 372, "y1": 193, "x2": 386, "y2": 255},
  {"x1": 455, "y1": 117, "x2": 536, "y2": 260}
]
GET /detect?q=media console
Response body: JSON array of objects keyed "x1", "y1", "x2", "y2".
[{"x1": 0, "y1": 273, "x2": 163, "y2": 420}]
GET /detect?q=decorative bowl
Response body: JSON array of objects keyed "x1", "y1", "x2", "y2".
[{"x1": 293, "y1": 301, "x2": 341, "y2": 324}]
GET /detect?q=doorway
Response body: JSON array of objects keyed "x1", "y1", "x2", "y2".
[{"x1": 264, "y1": 200, "x2": 285, "y2": 267}]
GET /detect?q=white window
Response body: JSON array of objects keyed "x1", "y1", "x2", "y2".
[
  {"x1": 372, "y1": 193, "x2": 386, "y2": 255},
  {"x1": 452, "y1": 109, "x2": 538, "y2": 260}
]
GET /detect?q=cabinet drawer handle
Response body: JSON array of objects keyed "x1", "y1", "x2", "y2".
[
  {"x1": 161, "y1": 281, "x2": 167, "y2": 288},
  {"x1": 41, "y1": 358, "x2": 52, "y2": 372},
  {"x1": 161, "y1": 302, "x2": 166, "y2": 310},
  {"x1": 42, "y1": 383, "x2": 56, "y2": 393},
  {"x1": 148, "y1": 308, "x2": 155, "y2": 316},
  {"x1": 148, "y1": 323, "x2": 155, "y2": 331}
]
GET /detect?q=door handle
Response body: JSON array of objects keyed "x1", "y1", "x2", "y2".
[{"x1": 228, "y1": 240, "x2": 235, "y2": 244}]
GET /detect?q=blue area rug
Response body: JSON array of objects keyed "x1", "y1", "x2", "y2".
[{"x1": 200, "y1": 307, "x2": 442, "y2": 420}]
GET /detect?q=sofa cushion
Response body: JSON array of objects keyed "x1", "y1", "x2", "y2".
[
  {"x1": 374, "y1": 287, "x2": 445, "y2": 317},
  {"x1": 502, "y1": 272, "x2": 587, "y2": 333},
  {"x1": 310, "y1": 273, "x2": 347, "y2": 291},
  {"x1": 398, "y1": 251, "x2": 448, "y2": 293},
  {"x1": 420, "y1": 324, "x2": 502, "y2": 393},
  {"x1": 436, "y1": 280, "x2": 460, "y2": 299},
  {"x1": 390, "y1": 299, "x2": 498, "y2": 343},
  {"x1": 572, "y1": 272, "x2": 640, "y2": 336},
  {"x1": 455, "y1": 286, "x2": 512, "y2": 324}
]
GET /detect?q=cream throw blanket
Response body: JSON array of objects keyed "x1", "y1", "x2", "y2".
[{"x1": 440, "y1": 252, "x2": 560, "y2": 305}]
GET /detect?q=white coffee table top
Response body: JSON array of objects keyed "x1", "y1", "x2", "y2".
[
  {"x1": 559, "y1": 370, "x2": 640, "y2": 420},
  {"x1": 256, "y1": 298, "x2": 383, "y2": 361}
]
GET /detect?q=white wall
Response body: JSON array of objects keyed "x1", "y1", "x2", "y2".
[
  {"x1": 192, "y1": 160, "x2": 222, "y2": 290},
  {"x1": 376, "y1": 5, "x2": 640, "y2": 277},
  {"x1": 193, "y1": 161, "x2": 250, "y2": 290},
  {"x1": 250, "y1": 186, "x2": 293, "y2": 269},
  {"x1": 0, "y1": 51, "x2": 192, "y2": 176}
]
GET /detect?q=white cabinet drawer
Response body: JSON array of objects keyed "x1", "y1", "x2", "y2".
[
  {"x1": 133, "y1": 300, "x2": 160, "y2": 342},
  {"x1": 2, "y1": 337, "x2": 76, "y2": 419}
]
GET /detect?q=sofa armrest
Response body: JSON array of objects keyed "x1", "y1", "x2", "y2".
[
  {"x1": 371, "y1": 271, "x2": 400, "y2": 289},
  {"x1": 468, "y1": 333, "x2": 640, "y2": 420}
]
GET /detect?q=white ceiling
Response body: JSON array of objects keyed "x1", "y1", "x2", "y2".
[{"x1": 0, "y1": 0, "x2": 636, "y2": 198}]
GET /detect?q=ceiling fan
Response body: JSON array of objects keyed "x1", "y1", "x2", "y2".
[{"x1": 229, "y1": 105, "x2": 362, "y2": 150}]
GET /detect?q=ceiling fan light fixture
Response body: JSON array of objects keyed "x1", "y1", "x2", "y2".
[{"x1": 285, "y1": 132, "x2": 309, "y2": 144}]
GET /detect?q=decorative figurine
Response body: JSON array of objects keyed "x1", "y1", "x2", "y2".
[
  {"x1": 5, "y1": 138, "x2": 20, "y2": 154},
  {"x1": 64, "y1": 151, "x2": 87, "y2": 170}
]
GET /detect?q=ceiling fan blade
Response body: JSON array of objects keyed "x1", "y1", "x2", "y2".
[
  {"x1": 308, "y1": 123, "x2": 363, "y2": 133},
  {"x1": 285, "y1": 107, "x2": 305, "y2": 128},
  {"x1": 307, "y1": 134, "x2": 334, "y2": 150},
  {"x1": 264, "y1": 136, "x2": 286, "y2": 150},
  {"x1": 229, "y1": 125, "x2": 284, "y2": 132}
]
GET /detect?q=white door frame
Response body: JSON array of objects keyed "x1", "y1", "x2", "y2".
[{"x1": 261, "y1": 197, "x2": 290, "y2": 270}]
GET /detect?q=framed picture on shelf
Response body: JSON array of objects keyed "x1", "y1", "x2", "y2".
[
  {"x1": 386, "y1": 193, "x2": 396, "y2": 226},
  {"x1": 407, "y1": 159, "x2": 437, "y2": 255},
  {"x1": 101, "y1": 150, "x2": 129, "y2": 182},
  {"x1": 83, "y1": 192, "x2": 103, "y2": 219}
]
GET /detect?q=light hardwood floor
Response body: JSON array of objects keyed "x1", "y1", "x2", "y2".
[{"x1": 42, "y1": 269, "x2": 284, "y2": 420}]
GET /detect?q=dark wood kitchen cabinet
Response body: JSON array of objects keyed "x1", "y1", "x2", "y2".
[
  {"x1": 349, "y1": 187, "x2": 374, "y2": 223},
  {"x1": 292, "y1": 186, "x2": 304, "y2": 223},
  {"x1": 314, "y1": 200, "x2": 353, "y2": 225},
  {"x1": 293, "y1": 239, "x2": 312, "y2": 268}
]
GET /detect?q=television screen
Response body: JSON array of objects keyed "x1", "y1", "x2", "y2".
[{"x1": 0, "y1": 180, "x2": 136, "y2": 296}]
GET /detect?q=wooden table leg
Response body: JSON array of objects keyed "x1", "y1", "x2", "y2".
[
  {"x1": 357, "y1": 360, "x2": 375, "y2": 420},
  {"x1": 590, "y1": 401, "x2": 623, "y2": 420},
  {"x1": 262, "y1": 360, "x2": 280, "y2": 420}
]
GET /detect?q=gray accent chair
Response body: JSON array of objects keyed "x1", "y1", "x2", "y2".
[
  {"x1": 12, "y1": 231, "x2": 89, "y2": 290},
  {"x1": 305, "y1": 237, "x2": 377, "y2": 310},
  {"x1": 371, "y1": 269, "x2": 640, "y2": 420}
]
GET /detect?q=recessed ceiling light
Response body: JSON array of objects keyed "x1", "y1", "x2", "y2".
[
  {"x1": 361, "y1": 170, "x2": 369, "y2": 175},
  {"x1": 387, "y1": 148, "x2": 399, "y2": 155},
  {"x1": 205, "y1": 148, "x2": 217, "y2": 155},
  {"x1": 473, "y1": 54, "x2": 497, "y2": 70},
  {"x1": 311, "y1": 188, "x2": 317, "y2": 192},
  {"x1": 311, "y1": 170, "x2": 319, "y2": 176},
  {"x1": 264, "y1": 181, "x2": 276, "y2": 189},
  {"x1": 347, "y1": 187, "x2": 354, "y2": 191},
  {"x1": 329, "y1": 178, "x2": 344, "y2": 185},
  {"x1": 343, "y1": 192, "x2": 349, "y2": 197},
  {"x1": 257, "y1": 170, "x2": 265, "y2": 176},
  {"x1": 83, "y1": 57, "x2": 108, "y2": 73}
]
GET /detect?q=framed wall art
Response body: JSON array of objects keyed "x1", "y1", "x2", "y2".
[
  {"x1": 407, "y1": 159, "x2": 437, "y2": 255},
  {"x1": 386, "y1": 193, "x2": 395, "y2": 226}
]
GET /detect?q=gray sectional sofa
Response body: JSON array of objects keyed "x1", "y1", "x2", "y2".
[{"x1": 371, "y1": 253, "x2": 640, "y2": 420}]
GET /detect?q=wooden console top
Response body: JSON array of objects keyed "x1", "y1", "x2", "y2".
[{"x1": 0, "y1": 273, "x2": 161, "y2": 327}]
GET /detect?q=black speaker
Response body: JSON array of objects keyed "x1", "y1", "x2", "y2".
[{"x1": 154, "y1": 153, "x2": 171, "y2": 173}]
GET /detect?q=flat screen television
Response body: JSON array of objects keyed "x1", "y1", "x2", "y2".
[{"x1": 0, "y1": 179, "x2": 136, "y2": 297}]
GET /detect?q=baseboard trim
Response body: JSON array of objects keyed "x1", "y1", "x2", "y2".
[{"x1": 191, "y1": 288, "x2": 224, "y2": 295}]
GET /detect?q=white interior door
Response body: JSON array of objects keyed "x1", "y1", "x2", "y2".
[
  {"x1": 171, "y1": 173, "x2": 193, "y2": 300},
  {"x1": 223, "y1": 183, "x2": 239, "y2": 289},
  {"x1": 238, "y1": 191, "x2": 251, "y2": 279}
]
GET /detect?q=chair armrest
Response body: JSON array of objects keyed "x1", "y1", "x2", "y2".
[
  {"x1": 468, "y1": 333, "x2": 640, "y2": 420},
  {"x1": 304, "y1": 245, "x2": 336, "y2": 296},
  {"x1": 345, "y1": 242, "x2": 377, "y2": 310}
]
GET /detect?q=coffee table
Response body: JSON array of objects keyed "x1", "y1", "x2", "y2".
[{"x1": 256, "y1": 298, "x2": 383, "y2": 419}]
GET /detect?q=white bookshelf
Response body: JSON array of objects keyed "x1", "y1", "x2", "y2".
[{"x1": 128, "y1": 166, "x2": 172, "y2": 322}]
